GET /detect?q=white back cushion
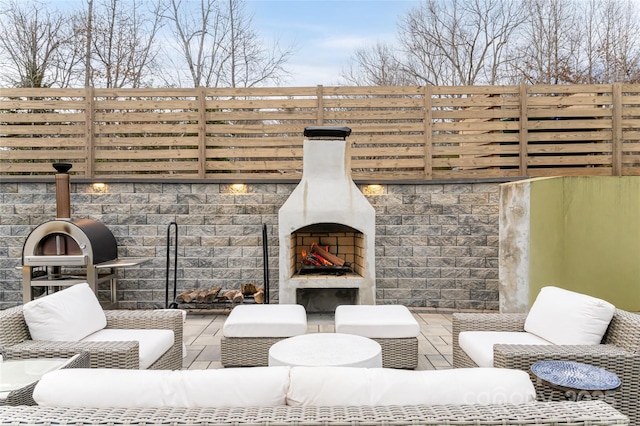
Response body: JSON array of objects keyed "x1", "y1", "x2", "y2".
[
  {"x1": 23, "y1": 283, "x2": 106, "y2": 341},
  {"x1": 33, "y1": 367, "x2": 291, "y2": 408},
  {"x1": 287, "y1": 366, "x2": 535, "y2": 406},
  {"x1": 524, "y1": 286, "x2": 615, "y2": 345}
]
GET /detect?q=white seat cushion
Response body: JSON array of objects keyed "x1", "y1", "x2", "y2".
[
  {"x1": 33, "y1": 367, "x2": 291, "y2": 408},
  {"x1": 524, "y1": 286, "x2": 615, "y2": 345},
  {"x1": 23, "y1": 283, "x2": 106, "y2": 341},
  {"x1": 286, "y1": 366, "x2": 535, "y2": 406},
  {"x1": 81, "y1": 329, "x2": 174, "y2": 369},
  {"x1": 223, "y1": 304, "x2": 307, "y2": 338},
  {"x1": 458, "y1": 331, "x2": 552, "y2": 367},
  {"x1": 335, "y1": 305, "x2": 419, "y2": 338}
]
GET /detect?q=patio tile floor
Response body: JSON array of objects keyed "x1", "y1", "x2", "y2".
[{"x1": 182, "y1": 309, "x2": 453, "y2": 370}]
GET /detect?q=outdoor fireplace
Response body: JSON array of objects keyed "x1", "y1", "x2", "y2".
[{"x1": 278, "y1": 127, "x2": 375, "y2": 312}]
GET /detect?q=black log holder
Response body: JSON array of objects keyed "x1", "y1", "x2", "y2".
[
  {"x1": 165, "y1": 221, "x2": 179, "y2": 309},
  {"x1": 168, "y1": 223, "x2": 271, "y2": 309}
]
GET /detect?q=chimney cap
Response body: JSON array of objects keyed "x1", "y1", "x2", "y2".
[
  {"x1": 53, "y1": 163, "x2": 73, "y2": 174},
  {"x1": 304, "y1": 126, "x2": 351, "y2": 139}
]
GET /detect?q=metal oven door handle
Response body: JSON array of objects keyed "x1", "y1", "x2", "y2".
[{"x1": 23, "y1": 255, "x2": 88, "y2": 266}]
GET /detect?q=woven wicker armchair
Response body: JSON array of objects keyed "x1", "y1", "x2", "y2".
[
  {"x1": 0, "y1": 306, "x2": 183, "y2": 370},
  {"x1": 0, "y1": 401, "x2": 629, "y2": 425},
  {"x1": 452, "y1": 308, "x2": 640, "y2": 425}
]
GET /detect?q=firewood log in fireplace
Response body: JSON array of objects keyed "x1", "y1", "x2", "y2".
[
  {"x1": 301, "y1": 249, "x2": 323, "y2": 266},
  {"x1": 311, "y1": 242, "x2": 345, "y2": 266}
]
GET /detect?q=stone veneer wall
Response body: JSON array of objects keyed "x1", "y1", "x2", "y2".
[{"x1": 0, "y1": 181, "x2": 501, "y2": 311}]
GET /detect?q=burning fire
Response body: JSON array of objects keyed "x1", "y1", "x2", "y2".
[{"x1": 301, "y1": 243, "x2": 346, "y2": 267}]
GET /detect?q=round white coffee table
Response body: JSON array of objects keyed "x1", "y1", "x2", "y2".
[{"x1": 268, "y1": 333, "x2": 382, "y2": 368}]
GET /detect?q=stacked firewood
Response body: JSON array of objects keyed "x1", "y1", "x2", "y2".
[
  {"x1": 176, "y1": 286, "x2": 222, "y2": 304},
  {"x1": 301, "y1": 242, "x2": 345, "y2": 267},
  {"x1": 240, "y1": 283, "x2": 265, "y2": 304},
  {"x1": 176, "y1": 283, "x2": 265, "y2": 304}
]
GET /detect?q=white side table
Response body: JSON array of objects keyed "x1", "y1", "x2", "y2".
[{"x1": 268, "y1": 333, "x2": 382, "y2": 368}]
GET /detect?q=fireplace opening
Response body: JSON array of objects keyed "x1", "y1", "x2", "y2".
[
  {"x1": 289, "y1": 223, "x2": 364, "y2": 279},
  {"x1": 296, "y1": 288, "x2": 357, "y2": 313}
]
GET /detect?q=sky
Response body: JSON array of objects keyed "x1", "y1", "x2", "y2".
[{"x1": 246, "y1": 0, "x2": 420, "y2": 86}]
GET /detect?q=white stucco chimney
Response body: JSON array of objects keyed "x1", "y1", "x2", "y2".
[{"x1": 278, "y1": 127, "x2": 376, "y2": 310}]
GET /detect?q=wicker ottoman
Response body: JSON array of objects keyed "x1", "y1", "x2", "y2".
[
  {"x1": 335, "y1": 305, "x2": 419, "y2": 369},
  {"x1": 221, "y1": 304, "x2": 307, "y2": 367}
]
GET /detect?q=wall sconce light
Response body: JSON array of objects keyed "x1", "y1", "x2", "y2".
[
  {"x1": 230, "y1": 183, "x2": 247, "y2": 194},
  {"x1": 364, "y1": 184, "x2": 384, "y2": 195},
  {"x1": 92, "y1": 183, "x2": 107, "y2": 193}
]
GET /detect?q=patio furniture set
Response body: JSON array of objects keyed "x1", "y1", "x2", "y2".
[{"x1": 0, "y1": 283, "x2": 637, "y2": 425}]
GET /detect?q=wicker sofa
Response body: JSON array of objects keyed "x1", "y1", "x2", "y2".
[
  {"x1": 0, "y1": 305, "x2": 184, "y2": 370},
  {"x1": 0, "y1": 401, "x2": 628, "y2": 425},
  {"x1": 452, "y1": 308, "x2": 640, "y2": 425},
  {"x1": 0, "y1": 362, "x2": 630, "y2": 425}
]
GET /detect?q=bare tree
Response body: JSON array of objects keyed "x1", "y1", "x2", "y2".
[
  {"x1": 577, "y1": 0, "x2": 599, "y2": 84},
  {"x1": 343, "y1": 0, "x2": 640, "y2": 86},
  {"x1": 162, "y1": 0, "x2": 292, "y2": 88},
  {"x1": 162, "y1": 0, "x2": 227, "y2": 87},
  {"x1": 84, "y1": 0, "x2": 93, "y2": 87},
  {"x1": 507, "y1": 0, "x2": 583, "y2": 84},
  {"x1": 592, "y1": 0, "x2": 640, "y2": 83},
  {"x1": 0, "y1": 0, "x2": 81, "y2": 87},
  {"x1": 396, "y1": 0, "x2": 527, "y2": 85},
  {"x1": 223, "y1": 0, "x2": 291, "y2": 88},
  {"x1": 86, "y1": 0, "x2": 163, "y2": 88},
  {"x1": 506, "y1": 0, "x2": 640, "y2": 84},
  {"x1": 340, "y1": 42, "x2": 412, "y2": 86}
]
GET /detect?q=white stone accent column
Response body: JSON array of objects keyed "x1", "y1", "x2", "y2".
[{"x1": 499, "y1": 180, "x2": 531, "y2": 313}]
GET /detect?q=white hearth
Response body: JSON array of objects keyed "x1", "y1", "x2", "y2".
[{"x1": 278, "y1": 127, "x2": 376, "y2": 311}]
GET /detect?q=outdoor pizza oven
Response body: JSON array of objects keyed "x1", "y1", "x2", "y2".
[
  {"x1": 278, "y1": 127, "x2": 376, "y2": 312},
  {"x1": 23, "y1": 218, "x2": 118, "y2": 266},
  {"x1": 21, "y1": 163, "x2": 144, "y2": 305}
]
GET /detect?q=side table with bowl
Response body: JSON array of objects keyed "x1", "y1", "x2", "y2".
[{"x1": 530, "y1": 360, "x2": 621, "y2": 401}]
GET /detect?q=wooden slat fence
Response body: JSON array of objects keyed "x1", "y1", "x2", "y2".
[{"x1": 1, "y1": 84, "x2": 639, "y2": 180}]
